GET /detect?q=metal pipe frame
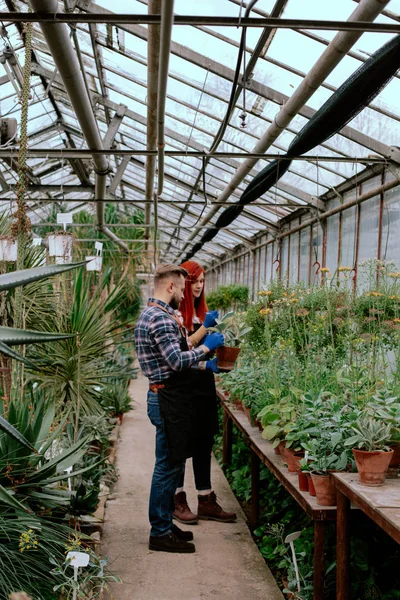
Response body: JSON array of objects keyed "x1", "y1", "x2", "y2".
[
  {"x1": 156, "y1": 0, "x2": 174, "y2": 197},
  {"x1": 144, "y1": 0, "x2": 160, "y2": 254},
  {"x1": 3, "y1": 13, "x2": 400, "y2": 32},
  {"x1": 174, "y1": 0, "x2": 392, "y2": 261},
  {"x1": 28, "y1": 0, "x2": 128, "y2": 252},
  {"x1": 206, "y1": 175, "x2": 399, "y2": 271},
  {"x1": 0, "y1": 148, "x2": 387, "y2": 162}
]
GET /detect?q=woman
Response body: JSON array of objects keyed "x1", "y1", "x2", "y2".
[{"x1": 173, "y1": 260, "x2": 237, "y2": 524}]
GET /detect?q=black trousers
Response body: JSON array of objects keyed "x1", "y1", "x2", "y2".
[{"x1": 178, "y1": 434, "x2": 214, "y2": 492}]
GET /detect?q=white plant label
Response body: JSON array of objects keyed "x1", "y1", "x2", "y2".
[
  {"x1": 66, "y1": 551, "x2": 90, "y2": 568},
  {"x1": 32, "y1": 238, "x2": 42, "y2": 246},
  {"x1": 95, "y1": 241, "x2": 103, "y2": 255},
  {"x1": 56, "y1": 212, "x2": 74, "y2": 224}
]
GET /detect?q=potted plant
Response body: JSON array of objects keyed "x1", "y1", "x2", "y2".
[
  {"x1": 0, "y1": 235, "x2": 17, "y2": 261},
  {"x1": 303, "y1": 432, "x2": 349, "y2": 506},
  {"x1": 207, "y1": 312, "x2": 252, "y2": 371},
  {"x1": 366, "y1": 391, "x2": 400, "y2": 468},
  {"x1": 345, "y1": 416, "x2": 393, "y2": 486}
]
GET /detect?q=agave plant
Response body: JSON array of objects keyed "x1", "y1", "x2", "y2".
[{"x1": 28, "y1": 268, "x2": 128, "y2": 425}]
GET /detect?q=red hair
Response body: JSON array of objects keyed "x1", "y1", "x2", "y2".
[{"x1": 179, "y1": 260, "x2": 208, "y2": 332}]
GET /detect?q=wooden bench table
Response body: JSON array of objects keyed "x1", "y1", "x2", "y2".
[
  {"x1": 217, "y1": 389, "x2": 338, "y2": 600},
  {"x1": 333, "y1": 472, "x2": 400, "y2": 600}
]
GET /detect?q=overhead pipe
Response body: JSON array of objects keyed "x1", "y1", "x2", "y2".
[
  {"x1": 28, "y1": 0, "x2": 129, "y2": 252},
  {"x1": 157, "y1": 0, "x2": 175, "y2": 196},
  {"x1": 144, "y1": 0, "x2": 160, "y2": 260},
  {"x1": 176, "y1": 0, "x2": 391, "y2": 260}
]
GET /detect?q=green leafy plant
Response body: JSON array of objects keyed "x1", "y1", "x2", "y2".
[
  {"x1": 208, "y1": 312, "x2": 252, "y2": 347},
  {"x1": 345, "y1": 416, "x2": 392, "y2": 452}
]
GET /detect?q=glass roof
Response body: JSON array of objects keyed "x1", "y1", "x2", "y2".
[{"x1": 0, "y1": 0, "x2": 399, "y2": 266}]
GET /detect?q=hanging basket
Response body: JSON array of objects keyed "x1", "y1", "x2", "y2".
[
  {"x1": 0, "y1": 237, "x2": 18, "y2": 262},
  {"x1": 47, "y1": 233, "x2": 74, "y2": 264},
  {"x1": 85, "y1": 256, "x2": 103, "y2": 272}
]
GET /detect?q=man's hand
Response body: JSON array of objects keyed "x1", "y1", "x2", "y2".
[
  {"x1": 205, "y1": 357, "x2": 220, "y2": 373},
  {"x1": 203, "y1": 310, "x2": 219, "y2": 328},
  {"x1": 203, "y1": 332, "x2": 224, "y2": 352}
]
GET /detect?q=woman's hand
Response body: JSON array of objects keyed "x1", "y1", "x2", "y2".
[
  {"x1": 205, "y1": 357, "x2": 220, "y2": 373},
  {"x1": 203, "y1": 310, "x2": 219, "y2": 328}
]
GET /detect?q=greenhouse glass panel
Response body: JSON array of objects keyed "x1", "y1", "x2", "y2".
[
  {"x1": 289, "y1": 230, "x2": 300, "y2": 285},
  {"x1": 300, "y1": 228, "x2": 311, "y2": 283},
  {"x1": 340, "y1": 207, "x2": 357, "y2": 269}
]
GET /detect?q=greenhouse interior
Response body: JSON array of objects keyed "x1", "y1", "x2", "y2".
[{"x1": 0, "y1": 0, "x2": 400, "y2": 599}]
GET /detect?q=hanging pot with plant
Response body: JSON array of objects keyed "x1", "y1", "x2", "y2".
[
  {"x1": 207, "y1": 312, "x2": 252, "y2": 371},
  {"x1": 345, "y1": 416, "x2": 393, "y2": 486},
  {"x1": 0, "y1": 236, "x2": 18, "y2": 262},
  {"x1": 47, "y1": 231, "x2": 75, "y2": 264}
]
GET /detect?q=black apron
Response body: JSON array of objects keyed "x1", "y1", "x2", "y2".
[{"x1": 150, "y1": 304, "x2": 218, "y2": 464}]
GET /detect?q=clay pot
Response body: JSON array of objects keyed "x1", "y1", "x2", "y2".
[
  {"x1": 216, "y1": 346, "x2": 241, "y2": 371},
  {"x1": 281, "y1": 446, "x2": 303, "y2": 473},
  {"x1": 243, "y1": 406, "x2": 252, "y2": 424},
  {"x1": 235, "y1": 399, "x2": 244, "y2": 411},
  {"x1": 274, "y1": 445, "x2": 281, "y2": 456},
  {"x1": 298, "y1": 471, "x2": 309, "y2": 492},
  {"x1": 353, "y1": 448, "x2": 394, "y2": 486},
  {"x1": 310, "y1": 473, "x2": 337, "y2": 506},
  {"x1": 307, "y1": 473, "x2": 316, "y2": 496},
  {"x1": 389, "y1": 444, "x2": 400, "y2": 467}
]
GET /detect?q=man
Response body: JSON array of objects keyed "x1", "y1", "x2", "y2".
[{"x1": 134, "y1": 264, "x2": 224, "y2": 553}]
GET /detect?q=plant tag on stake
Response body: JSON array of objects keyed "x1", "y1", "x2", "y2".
[
  {"x1": 64, "y1": 465, "x2": 73, "y2": 491},
  {"x1": 66, "y1": 551, "x2": 90, "y2": 600},
  {"x1": 56, "y1": 212, "x2": 73, "y2": 232},
  {"x1": 32, "y1": 237, "x2": 42, "y2": 246},
  {"x1": 95, "y1": 241, "x2": 103, "y2": 256},
  {"x1": 285, "y1": 531, "x2": 302, "y2": 592}
]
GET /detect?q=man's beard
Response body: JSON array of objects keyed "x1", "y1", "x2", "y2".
[{"x1": 169, "y1": 294, "x2": 181, "y2": 310}]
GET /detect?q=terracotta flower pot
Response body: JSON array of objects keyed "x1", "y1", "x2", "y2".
[
  {"x1": 274, "y1": 445, "x2": 281, "y2": 456},
  {"x1": 310, "y1": 473, "x2": 337, "y2": 506},
  {"x1": 298, "y1": 471, "x2": 309, "y2": 492},
  {"x1": 389, "y1": 444, "x2": 400, "y2": 467},
  {"x1": 281, "y1": 446, "x2": 303, "y2": 473},
  {"x1": 243, "y1": 406, "x2": 252, "y2": 424},
  {"x1": 307, "y1": 473, "x2": 316, "y2": 496},
  {"x1": 353, "y1": 448, "x2": 394, "y2": 486},
  {"x1": 216, "y1": 346, "x2": 241, "y2": 372},
  {"x1": 235, "y1": 399, "x2": 244, "y2": 411}
]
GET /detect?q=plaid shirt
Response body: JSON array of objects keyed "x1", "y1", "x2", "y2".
[{"x1": 134, "y1": 298, "x2": 206, "y2": 384}]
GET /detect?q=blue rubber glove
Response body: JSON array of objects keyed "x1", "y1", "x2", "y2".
[
  {"x1": 205, "y1": 357, "x2": 220, "y2": 373},
  {"x1": 203, "y1": 310, "x2": 219, "y2": 328},
  {"x1": 203, "y1": 332, "x2": 224, "y2": 352}
]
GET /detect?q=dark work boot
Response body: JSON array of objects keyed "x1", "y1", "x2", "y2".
[
  {"x1": 172, "y1": 523, "x2": 194, "y2": 541},
  {"x1": 173, "y1": 491, "x2": 198, "y2": 524},
  {"x1": 197, "y1": 491, "x2": 237, "y2": 522},
  {"x1": 149, "y1": 531, "x2": 195, "y2": 553}
]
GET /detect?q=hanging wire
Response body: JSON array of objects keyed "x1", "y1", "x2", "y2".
[{"x1": 190, "y1": 157, "x2": 210, "y2": 229}]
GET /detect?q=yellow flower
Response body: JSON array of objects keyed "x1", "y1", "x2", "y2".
[
  {"x1": 258, "y1": 290, "x2": 272, "y2": 296},
  {"x1": 320, "y1": 267, "x2": 330, "y2": 273},
  {"x1": 259, "y1": 308, "x2": 271, "y2": 315},
  {"x1": 370, "y1": 291, "x2": 384, "y2": 297},
  {"x1": 388, "y1": 272, "x2": 400, "y2": 278},
  {"x1": 394, "y1": 318, "x2": 400, "y2": 323},
  {"x1": 389, "y1": 295, "x2": 397, "y2": 300},
  {"x1": 338, "y1": 266, "x2": 352, "y2": 272}
]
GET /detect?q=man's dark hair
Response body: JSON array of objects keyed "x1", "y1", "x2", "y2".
[{"x1": 154, "y1": 264, "x2": 188, "y2": 287}]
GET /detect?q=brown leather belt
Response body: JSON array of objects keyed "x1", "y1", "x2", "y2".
[{"x1": 149, "y1": 383, "x2": 165, "y2": 394}]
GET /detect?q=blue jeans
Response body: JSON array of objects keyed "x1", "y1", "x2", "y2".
[{"x1": 147, "y1": 391, "x2": 184, "y2": 537}]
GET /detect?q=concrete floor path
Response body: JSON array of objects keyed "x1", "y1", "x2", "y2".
[{"x1": 102, "y1": 375, "x2": 284, "y2": 600}]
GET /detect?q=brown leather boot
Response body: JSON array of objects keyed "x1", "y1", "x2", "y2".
[
  {"x1": 173, "y1": 491, "x2": 198, "y2": 524},
  {"x1": 197, "y1": 491, "x2": 237, "y2": 522}
]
